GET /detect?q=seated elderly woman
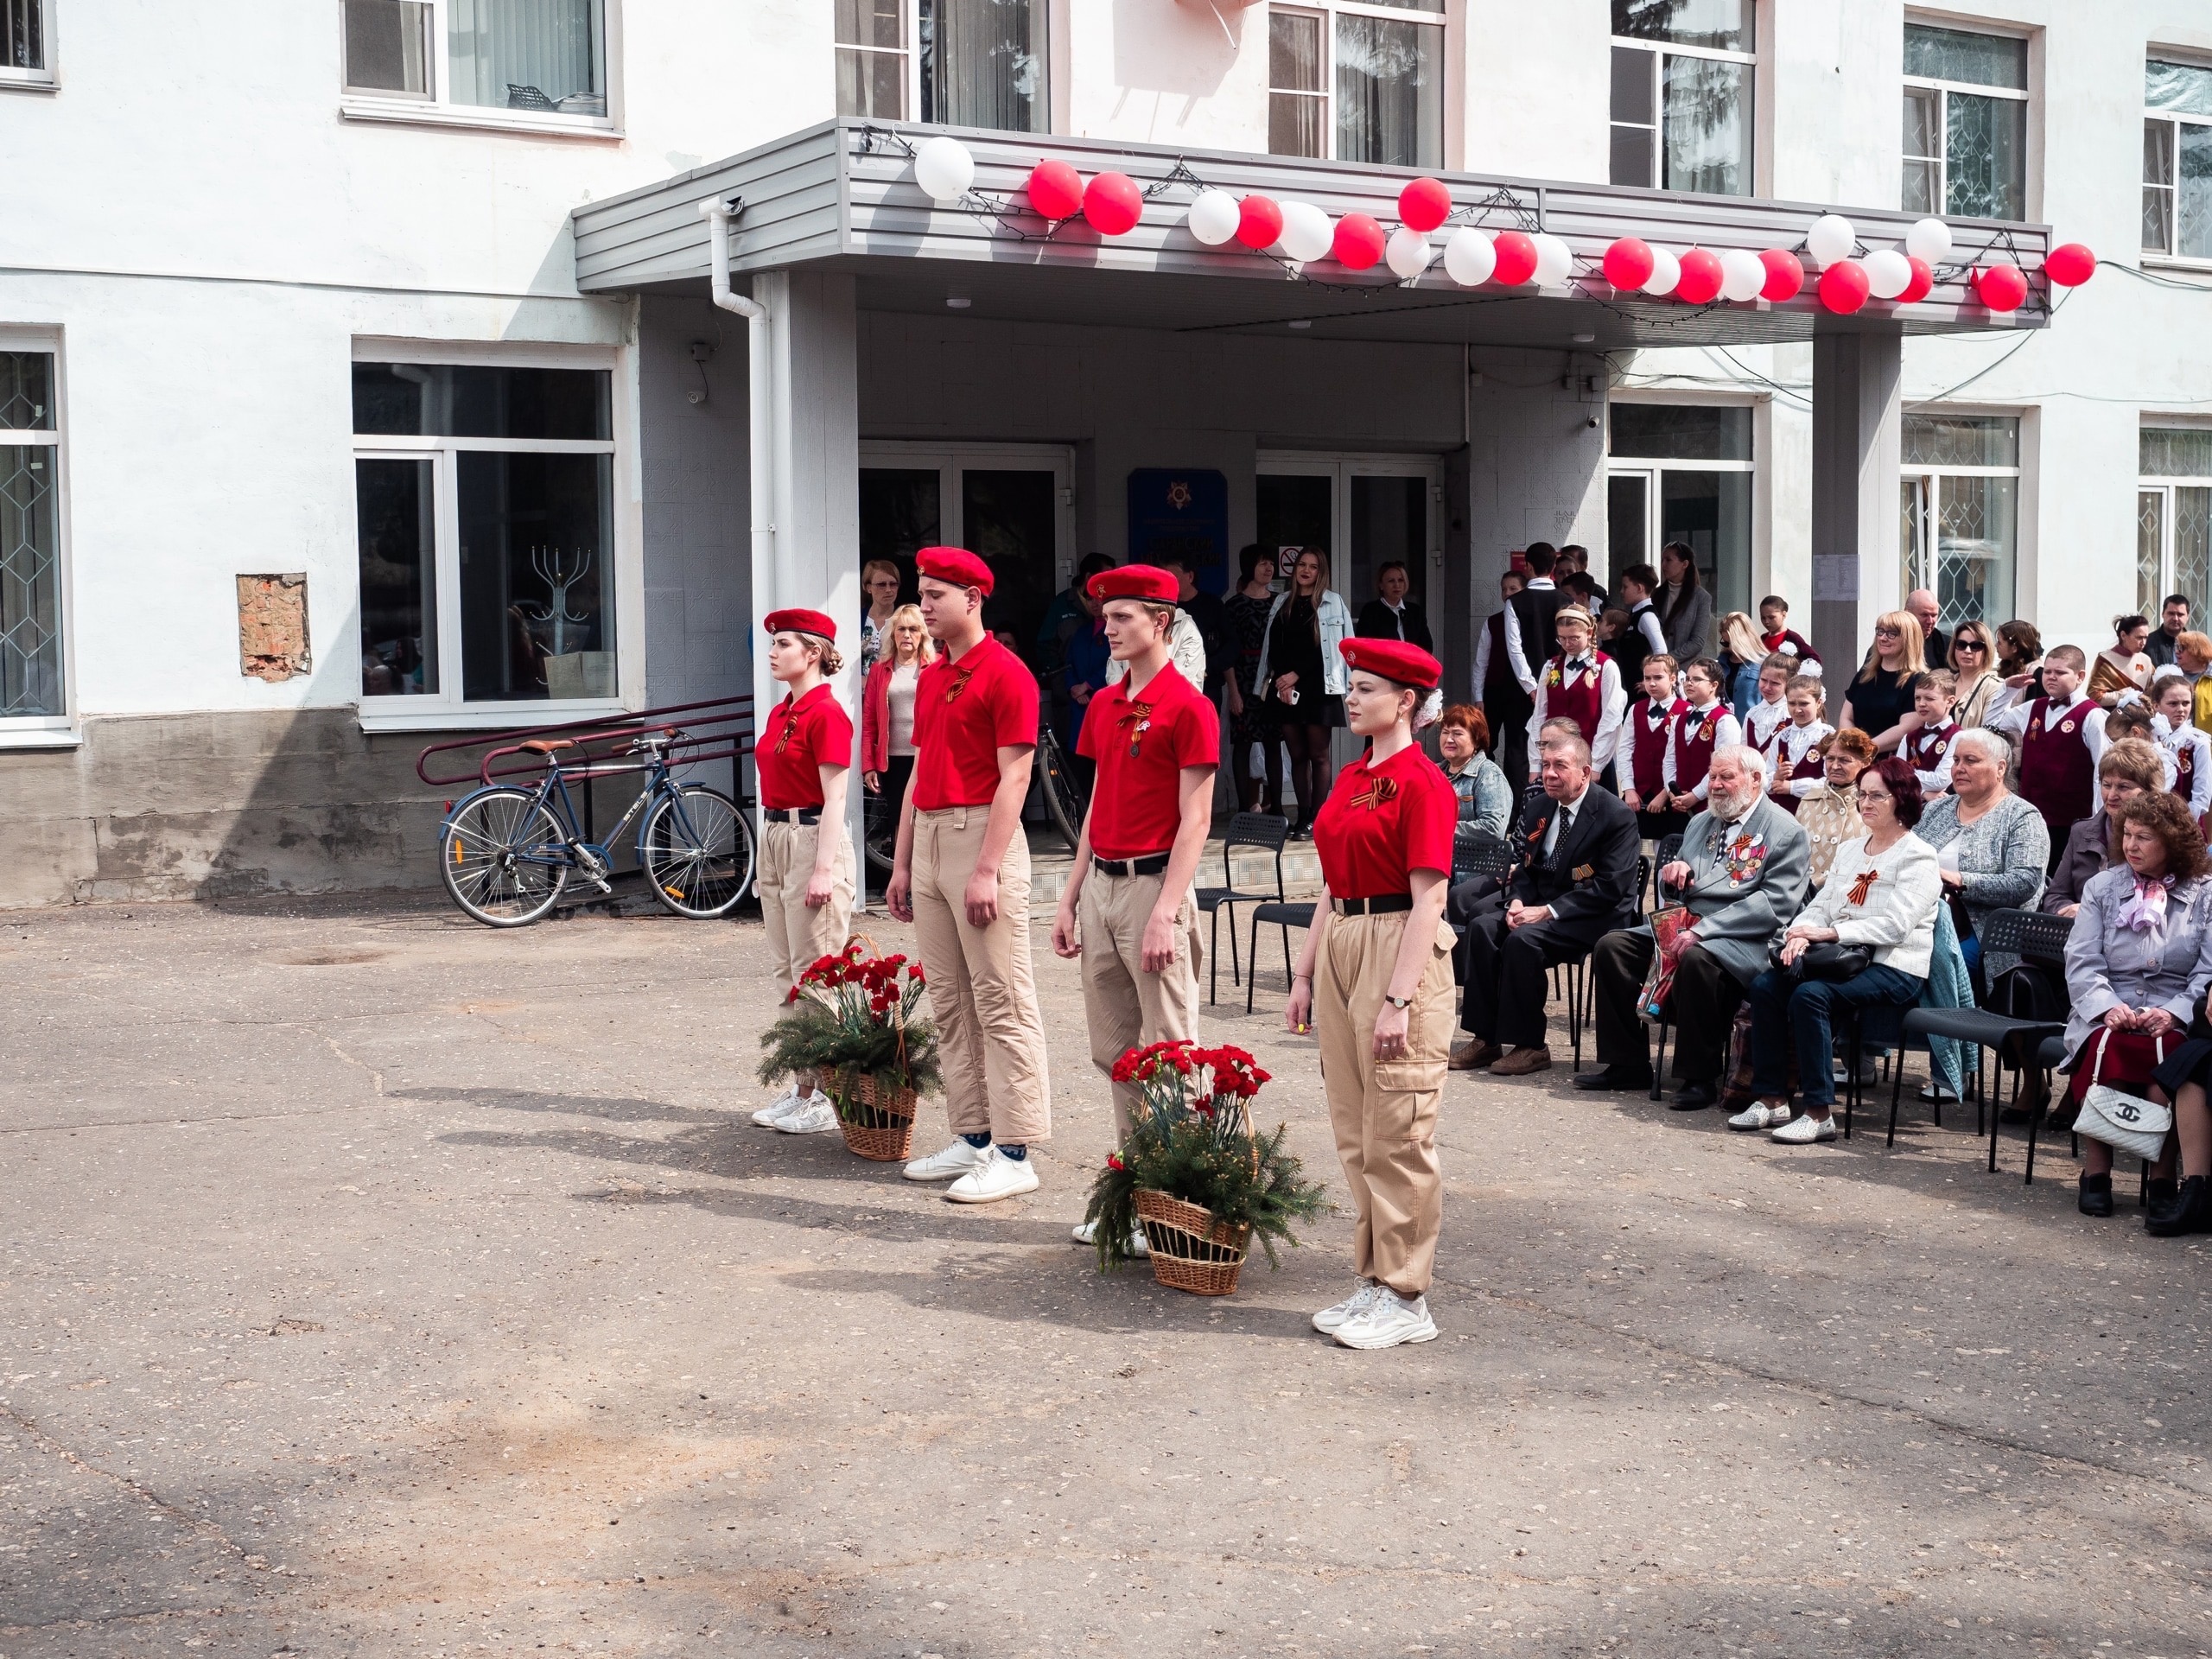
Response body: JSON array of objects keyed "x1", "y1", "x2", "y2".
[
  {"x1": 2060, "y1": 791, "x2": 2212, "y2": 1223},
  {"x1": 2044, "y1": 739, "x2": 2167, "y2": 918},
  {"x1": 1739, "y1": 758, "x2": 1942, "y2": 1144},
  {"x1": 1436, "y1": 702, "x2": 1515, "y2": 849},
  {"x1": 1795, "y1": 727, "x2": 1877, "y2": 887},
  {"x1": 1913, "y1": 726, "x2": 2050, "y2": 978}
]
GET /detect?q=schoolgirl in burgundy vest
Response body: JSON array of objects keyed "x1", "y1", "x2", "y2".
[
  {"x1": 2018, "y1": 697, "x2": 2095, "y2": 831},
  {"x1": 1541, "y1": 652, "x2": 1609, "y2": 743},
  {"x1": 1630, "y1": 695, "x2": 1686, "y2": 799},
  {"x1": 1671, "y1": 702, "x2": 1728, "y2": 796},
  {"x1": 1764, "y1": 721, "x2": 1831, "y2": 815}
]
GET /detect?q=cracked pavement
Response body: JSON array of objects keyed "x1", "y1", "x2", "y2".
[{"x1": 3, "y1": 893, "x2": 2209, "y2": 1657}]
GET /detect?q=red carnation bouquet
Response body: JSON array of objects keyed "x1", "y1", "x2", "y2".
[{"x1": 757, "y1": 939, "x2": 939, "y2": 1123}]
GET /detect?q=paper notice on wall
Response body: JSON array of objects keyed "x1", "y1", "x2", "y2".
[{"x1": 1812, "y1": 555, "x2": 1860, "y2": 604}]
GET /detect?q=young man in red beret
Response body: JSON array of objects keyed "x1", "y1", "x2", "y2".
[
  {"x1": 1050, "y1": 565, "x2": 1221, "y2": 1252},
  {"x1": 887, "y1": 546, "x2": 1052, "y2": 1202}
]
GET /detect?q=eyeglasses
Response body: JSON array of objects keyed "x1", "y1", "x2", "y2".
[
  {"x1": 1873, "y1": 626, "x2": 1902, "y2": 638},
  {"x1": 1955, "y1": 639, "x2": 1987, "y2": 652}
]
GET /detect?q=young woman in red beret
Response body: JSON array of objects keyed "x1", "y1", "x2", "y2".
[
  {"x1": 1284, "y1": 638, "x2": 1459, "y2": 1350},
  {"x1": 751, "y1": 609, "x2": 857, "y2": 1135}
]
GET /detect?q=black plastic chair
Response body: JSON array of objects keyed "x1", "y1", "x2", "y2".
[
  {"x1": 1246, "y1": 901, "x2": 1319, "y2": 1014},
  {"x1": 1195, "y1": 812, "x2": 1290, "y2": 1003},
  {"x1": 1650, "y1": 832, "x2": 1684, "y2": 912},
  {"x1": 1877, "y1": 1006, "x2": 2064, "y2": 1157}
]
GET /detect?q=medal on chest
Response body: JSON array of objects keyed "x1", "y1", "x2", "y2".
[
  {"x1": 1117, "y1": 700, "x2": 1155, "y2": 759},
  {"x1": 1725, "y1": 830, "x2": 1767, "y2": 886}
]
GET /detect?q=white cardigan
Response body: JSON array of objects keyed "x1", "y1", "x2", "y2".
[{"x1": 1785, "y1": 831, "x2": 1942, "y2": 980}]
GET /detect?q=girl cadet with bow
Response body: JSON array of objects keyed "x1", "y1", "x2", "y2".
[{"x1": 1285, "y1": 638, "x2": 1459, "y2": 1352}]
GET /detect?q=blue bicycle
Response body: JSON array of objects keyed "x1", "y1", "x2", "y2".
[{"x1": 438, "y1": 729, "x2": 756, "y2": 926}]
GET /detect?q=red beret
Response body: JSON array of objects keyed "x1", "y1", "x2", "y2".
[
  {"x1": 764, "y1": 608, "x2": 837, "y2": 641},
  {"x1": 1338, "y1": 638, "x2": 1442, "y2": 690},
  {"x1": 916, "y1": 545, "x2": 994, "y2": 595},
  {"x1": 1087, "y1": 563, "x2": 1179, "y2": 605}
]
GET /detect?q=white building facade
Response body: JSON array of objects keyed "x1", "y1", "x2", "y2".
[{"x1": 0, "y1": 0, "x2": 2202, "y2": 906}]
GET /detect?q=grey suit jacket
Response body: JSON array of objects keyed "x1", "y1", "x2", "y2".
[{"x1": 1656, "y1": 797, "x2": 1812, "y2": 985}]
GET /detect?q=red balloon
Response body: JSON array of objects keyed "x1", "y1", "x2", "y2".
[
  {"x1": 2046, "y1": 242, "x2": 2098, "y2": 286},
  {"x1": 1491, "y1": 230, "x2": 1538, "y2": 286},
  {"x1": 1675, "y1": 247, "x2": 1724, "y2": 304},
  {"x1": 1235, "y1": 194, "x2": 1284, "y2": 251},
  {"x1": 1332, "y1": 213, "x2": 1387, "y2": 270},
  {"x1": 1398, "y1": 176, "x2": 1452, "y2": 234},
  {"x1": 1082, "y1": 171, "x2": 1143, "y2": 236},
  {"x1": 1027, "y1": 159, "x2": 1084, "y2": 221},
  {"x1": 1898, "y1": 255, "x2": 1935, "y2": 304},
  {"x1": 1974, "y1": 262, "x2": 2029, "y2": 311},
  {"x1": 1818, "y1": 258, "x2": 1872, "y2": 314},
  {"x1": 1758, "y1": 248, "x2": 1805, "y2": 302},
  {"x1": 1601, "y1": 237, "x2": 1655, "y2": 291}
]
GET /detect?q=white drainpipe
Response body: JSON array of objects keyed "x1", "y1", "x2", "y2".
[{"x1": 697, "y1": 196, "x2": 773, "y2": 595}]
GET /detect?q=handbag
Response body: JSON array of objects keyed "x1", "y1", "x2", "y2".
[
  {"x1": 1767, "y1": 940, "x2": 1874, "y2": 983},
  {"x1": 2072, "y1": 1027, "x2": 2176, "y2": 1164}
]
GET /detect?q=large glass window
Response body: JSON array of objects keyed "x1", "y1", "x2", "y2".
[
  {"x1": 0, "y1": 350, "x2": 63, "y2": 721},
  {"x1": 919, "y1": 0, "x2": 1047, "y2": 133},
  {"x1": 1902, "y1": 22, "x2": 2028, "y2": 219},
  {"x1": 341, "y1": 0, "x2": 609, "y2": 124},
  {"x1": 836, "y1": 0, "x2": 908, "y2": 119},
  {"x1": 2145, "y1": 58, "x2": 2212, "y2": 260},
  {"x1": 1607, "y1": 402, "x2": 1754, "y2": 617},
  {"x1": 2139, "y1": 428, "x2": 2212, "y2": 620},
  {"x1": 4, "y1": 0, "x2": 49, "y2": 82},
  {"x1": 1267, "y1": 3, "x2": 1443, "y2": 168},
  {"x1": 352, "y1": 361, "x2": 618, "y2": 710},
  {"x1": 1899, "y1": 413, "x2": 2019, "y2": 631},
  {"x1": 1610, "y1": 0, "x2": 1754, "y2": 196}
]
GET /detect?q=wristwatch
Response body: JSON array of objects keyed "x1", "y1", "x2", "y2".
[{"x1": 1384, "y1": 995, "x2": 1413, "y2": 1010}]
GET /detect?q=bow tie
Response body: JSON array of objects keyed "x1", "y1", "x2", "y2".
[{"x1": 1564, "y1": 658, "x2": 1592, "y2": 673}]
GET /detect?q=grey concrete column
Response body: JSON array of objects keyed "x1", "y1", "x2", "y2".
[
  {"x1": 750, "y1": 270, "x2": 864, "y2": 881},
  {"x1": 1808, "y1": 324, "x2": 1903, "y2": 673}
]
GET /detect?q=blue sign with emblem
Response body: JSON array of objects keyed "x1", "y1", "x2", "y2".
[{"x1": 1127, "y1": 468, "x2": 1229, "y2": 595}]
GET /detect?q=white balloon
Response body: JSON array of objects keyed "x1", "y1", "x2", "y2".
[
  {"x1": 1904, "y1": 216, "x2": 1953, "y2": 264},
  {"x1": 1185, "y1": 189, "x2": 1241, "y2": 246},
  {"x1": 1719, "y1": 248, "x2": 1766, "y2": 302},
  {"x1": 1275, "y1": 200, "x2": 1333, "y2": 264},
  {"x1": 912, "y1": 135, "x2": 975, "y2": 203},
  {"x1": 1531, "y1": 232, "x2": 1573, "y2": 287},
  {"x1": 1642, "y1": 246, "x2": 1681, "y2": 296},
  {"x1": 1442, "y1": 226, "x2": 1497, "y2": 287},
  {"x1": 1385, "y1": 226, "x2": 1434, "y2": 281},
  {"x1": 1806, "y1": 213, "x2": 1857, "y2": 267},
  {"x1": 1864, "y1": 247, "x2": 1912, "y2": 300}
]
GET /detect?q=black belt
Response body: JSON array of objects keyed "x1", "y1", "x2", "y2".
[
  {"x1": 1093, "y1": 852, "x2": 1172, "y2": 878},
  {"x1": 764, "y1": 808, "x2": 821, "y2": 825},
  {"x1": 1332, "y1": 894, "x2": 1413, "y2": 916}
]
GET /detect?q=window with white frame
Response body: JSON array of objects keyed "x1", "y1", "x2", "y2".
[
  {"x1": 1267, "y1": 2, "x2": 1443, "y2": 169},
  {"x1": 0, "y1": 350, "x2": 63, "y2": 721},
  {"x1": 341, "y1": 0, "x2": 609, "y2": 123},
  {"x1": 917, "y1": 0, "x2": 1047, "y2": 133},
  {"x1": 836, "y1": 0, "x2": 908, "y2": 120},
  {"x1": 1899, "y1": 413, "x2": 2019, "y2": 632},
  {"x1": 1605, "y1": 402, "x2": 1754, "y2": 619},
  {"x1": 2139, "y1": 429, "x2": 2212, "y2": 619},
  {"x1": 3, "y1": 0, "x2": 49, "y2": 85},
  {"x1": 1902, "y1": 22, "x2": 2028, "y2": 220},
  {"x1": 2144, "y1": 57, "x2": 2212, "y2": 260},
  {"x1": 1609, "y1": 0, "x2": 1755, "y2": 196},
  {"x1": 353, "y1": 361, "x2": 617, "y2": 709}
]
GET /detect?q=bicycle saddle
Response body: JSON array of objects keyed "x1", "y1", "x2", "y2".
[{"x1": 520, "y1": 739, "x2": 576, "y2": 753}]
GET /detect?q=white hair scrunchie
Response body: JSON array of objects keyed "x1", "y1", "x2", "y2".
[{"x1": 1414, "y1": 688, "x2": 1445, "y2": 731}]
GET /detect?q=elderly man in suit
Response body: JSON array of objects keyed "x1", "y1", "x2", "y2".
[
  {"x1": 1574, "y1": 744, "x2": 1812, "y2": 1108},
  {"x1": 1458, "y1": 728, "x2": 1642, "y2": 1077}
]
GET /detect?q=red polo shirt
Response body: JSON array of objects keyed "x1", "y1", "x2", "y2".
[
  {"x1": 756, "y1": 683, "x2": 853, "y2": 810},
  {"x1": 1312, "y1": 743, "x2": 1456, "y2": 899},
  {"x1": 912, "y1": 636, "x2": 1038, "y2": 810},
  {"x1": 1076, "y1": 662, "x2": 1221, "y2": 859}
]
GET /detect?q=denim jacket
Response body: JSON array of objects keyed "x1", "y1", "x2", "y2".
[{"x1": 1254, "y1": 589, "x2": 1355, "y2": 696}]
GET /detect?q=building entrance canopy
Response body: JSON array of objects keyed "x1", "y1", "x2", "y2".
[{"x1": 573, "y1": 119, "x2": 2056, "y2": 351}]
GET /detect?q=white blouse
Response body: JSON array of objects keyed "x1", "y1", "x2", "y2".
[
  {"x1": 887, "y1": 662, "x2": 919, "y2": 757},
  {"x1": 1788, "y1": 831, "x2": 1942, "y2": 980}
]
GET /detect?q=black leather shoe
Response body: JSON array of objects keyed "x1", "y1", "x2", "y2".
[
  {"x1": 1669, "y1": 1080, "x2": 1717, "y2": 1110},
  {"x1": 2148, "y1": 1173, "x2": 2209, "y2": 1236},
  {"x1": 2079, "y1": 1172, "x2": 2114, "y2": 1218},
  {"x1": 1573, "y1": 1066, "x2": 1654, "y2": 1092}
]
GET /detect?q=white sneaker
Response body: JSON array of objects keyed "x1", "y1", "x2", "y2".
[
  {"x1": 944, "y1": 1145, "x2": 1040, "y2": 1204},
  {"x1": 1727, "y1": 1101, "x2": 1791, "y2": 1133},
  {"x1": 1772, "y1": 1112, "x2": 1838, "y2": 1145},
  {"x1": 1313, "y1": 1280, "x2": 1381, "y2": 1335},
  {"x1": 903, "y1": 1139, "x2": 988, "y2": 1183},
  {"x1": 1071, "y1": 1219, "x2": 1148, "y2": 1256},
  {"x1": 1333, "y1": 1287, "x2": 1439, "y2": 1350},
  {"x1": 751, "y1": 1083, "x2": 801, "y2": 1127},
  {"x1": 774, "y1": 1095, "x2": 836, "y2": 1135}
]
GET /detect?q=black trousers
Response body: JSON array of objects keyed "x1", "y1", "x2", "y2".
[
  {"x1": 1463, "y1": 907, "x2": 1605, "y2": 1050},
  {"x1": 1590, "y1": 931, "x2": 1744, "y2": 1082},
  {"x1": 1490, "y1": 685, "x2": 1534, "y2": 793},
  {"x1": 1447, "y1": 874, "x2": 1503, "y2": 983}
]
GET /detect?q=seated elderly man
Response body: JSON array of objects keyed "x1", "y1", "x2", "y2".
[
  {"x1": 1457, "y1": 730, "x2": 1642, "y2": 1077},
  {"x1": 1575, "y1": 744, "x2": 1812, "y2": 1106}
]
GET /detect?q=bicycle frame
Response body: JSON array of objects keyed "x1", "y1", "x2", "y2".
[{"x1": 448, "y1": 746, "x2": 701, "y2": 879}]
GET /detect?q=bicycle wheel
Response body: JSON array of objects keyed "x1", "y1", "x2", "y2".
[
  {"x1": 440, "y1": 788, "x2": 570, "y2": 927},
  {"x1": 862, "y1": 786, "x2": 899, "y2": 877},
  {"x1": 642, "y1": 785, "x2": 753, "y2": 918},
  {"x1": 1038, "y1": 730, "x2": 1089, "y2": 850}
]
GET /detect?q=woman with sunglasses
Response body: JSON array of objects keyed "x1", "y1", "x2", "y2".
[{"x1": 1947, "y1": 622, "x2": 2004, "y2": 730}]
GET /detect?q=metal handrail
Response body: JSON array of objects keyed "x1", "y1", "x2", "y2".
[{"x1": 414, "y1": 693, "x2": 756, "y2": 789}]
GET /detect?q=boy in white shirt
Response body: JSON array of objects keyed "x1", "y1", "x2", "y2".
[
  {"x1": 1904, "y1": 670, "x2": 1962, "y2": 798},
  {"x1": 1656, "y1": 658, "x2": 1742, "y2": 810}
]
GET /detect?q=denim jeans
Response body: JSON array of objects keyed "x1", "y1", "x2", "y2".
[{"x1": 1747, "y1": 963, "x2": 1926, "y2": 1111}]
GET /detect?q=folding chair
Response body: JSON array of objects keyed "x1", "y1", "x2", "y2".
[
  {"x1": 1194, "y1": 812, "x2": 1290, "y2": 1003},
  {"x1": 1246, "y1": 901, "x2": 1319, "y2": 1015}
]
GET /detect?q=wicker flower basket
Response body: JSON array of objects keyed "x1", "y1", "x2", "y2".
[
  {"x1": 1135, "y1": 1188, "x2": 1251, "y2": 1297},
  {"x1": 837, "y1": 1071, "x2": 918, "y2": 1163}
]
